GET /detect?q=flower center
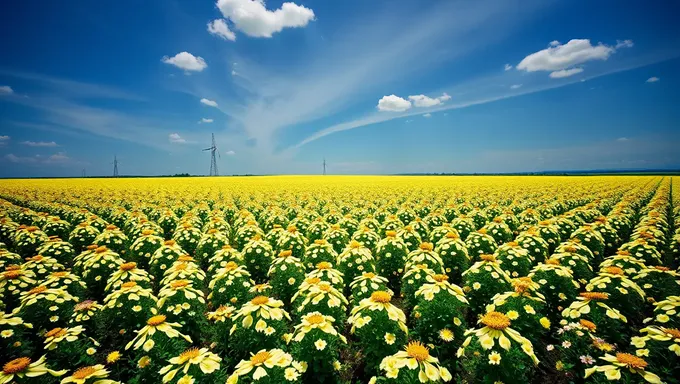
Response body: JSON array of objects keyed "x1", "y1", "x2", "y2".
[
  {"x1": 106, "y1": 225, "x2": 117, "y2": 230},
  {"x1": 30, "y1": 255, "x2": 43, "y2": 262},
  {"x1": 147, "y1": 315, "x2": 167, "y2": 326},
  {"x1": 579, "y1": 319, "x2": 597, "y2": 331},
  {"x1": 175, "y1": 263, "x2": 188, "y2": 271},
  {"x1": 180, "y1": 348, "x2": 200, "y2": 361},
  {"x1": 318, "y1": 282, "x2": 332, "y2": 292},
  {"x1": 164, "y1": 240, "x2": 176, "y2": 246},
  {"x1": 545, "y1": 259, "x2": 560, "y2": 265},
  {"x1": 579, "y1": 292, "x2": 609, "y2": 301},
  {"x1": 481, "y1": 312, "x2": 511, "y2": 330},
  {"x1": 349, "y1": 240, "x2": 362, "y2": 249},
  {"x1": 419, "y1": 242, "x2": 434, "y2": 251},
  {"x1": 178, "y1": 255, "x2": 193, "y2": 262},
  {"x1": 121, "y1": 281, "x2": 137, "y2": 289},
  {"x1": 29, "y1": 286, "x2": 47, "y2": 295},
  {"x1": 251, "y1": 296, "x2": 269, "y2": 305},
  {"x1": 405, "y1": 341, "x2": 430, "y2": 362},
  {"x1": 279, "y1": 250, "x2": 292, "y2": 258},
  {"x1": 287, "y1": 225, "x2": 297, "y2": 233},
  {"x1": 477, "y1": 228, "x2": 488, "y2": 235},
  {"x1": 86, "y1": 245, "x2": 98, "y2": 250},
  {"x1": 317, "y1": 262, "x2": 332, "y2": 270},
  {"x1": 433, "y1": 274, "x2": 448, "y2": 282},
  {"x1": 72, "y1": 366, "x2": 97, "y2": 379},
  {"x1": 75, "y1": 300, "x2": 96, "y2": 311},
  {"x1": 3, "y1": 270, "x2": 22, "y2": 279},
  {"x1": 171, "y1": 280, "x2": 189, "y2": 288},
  {"x1": 314, "y1": 239, "x2": 327, "y2": 245},
  {"x1": 603, "y1": 266, "x2": 624, "y2": 275},
  {"x1": 95, "y1": 246, "x2": 108, "y2": 254},
  {"x1": 385, "y1": 230, "x2": 397, "y2": 238},
  {"x1": 371, "y1": 291, "x2": 392, "y2": 303},
  {"x1": 120, "y1": 262, "x2": 137, "y2": 271},
  {"x1": 142, "y1": 229, "x2": 154, "y2": 236},
  {"x1": 654, "y1": 266, "x2": 670, "y2": 272},
  {"x1": 51, "y1": 271, "x2": 69, "y2": 278},
  {"x1": 616, "y1": 250, "x2": 630, "y2": 256},
  {"x1": 480, "y1": 254, "x2": 496, "y2": 262},
  {"x1": 445, "y1": 232, "x2": 459, "y2": 239},
  {"x1": 45, "y1": 328, "x2": 67, "y2": 338},
  {"x1": 306, "y1": 313, "x2": 325, "y2": 325},
  {"x1": 3, "y1": 357, "x2": 31, "y2": 374},
  {"x1": 493, "y1": 217, "x2": 503, "y2": 223},
  {"x1": 615, "y1": 353, "x2": 647, "y2": 369},
  {"x1": 224, "y1": 261, "x2": 238, "y2": 271},
  {"x1": 250, "y1": 351, "x2": 271, "y2": 366},
  {"x1": 663, "y1": 328, "x2": 680, "y2": 339},
  {"x1": 207, "y1": 228, "x2": 218, "y2": 234}
]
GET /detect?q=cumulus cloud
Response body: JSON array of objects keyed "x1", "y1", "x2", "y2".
[
  {"x1": 616, "y1": 39, "x2": 634, "y2": 49},
  {"x1": 0, "y1": 85, "x2": 13, "y2": 94},
  {"x1": 549, "y1": 67, "x2": 584, "y2": 78},
  {"x1": 646, "y1": 77, "x2": 660, "y2": 83},
  {"x1": 200, "y1": 118, "x2": 214, "y2": 123},
  {"x1": 406, "y1": 93, "x2": 451, "y2": 108},
  {"x1": 169, "y1": 133, "x2": 186, "y2": 143},
  {"x1": 200, "y1": 98, "x2": 218, "y2": 107},
  {"x1": 510, "y1": 84, "x2": 522, "y2": 89},
  {"x1": 225, "y1": 150, "x2": 236, "y2": 155},
  {"x1": 517, "y1": 39, "x2": 616, "y2": 77},
  {"x1": 208, "y1": 19, "x2": 236, "y2": 41},
  {"x1": 504, "y1": 64, "x2": 512, "y2": 71},
  {"x1": 422, "y1": 113, "x2": 432, "y2": 118},
  {"x1": 377, "y1": 95, "x2": 411, "y2": 112},
  {"x1": 162, "y1": 52, "x2": 208, "y2": 72},
  {"x1": 21, "y1": 141, "x2": 58, "y2": 147},
  {"x1": 216, "y1": 0, "x2": 315, "y2": 38}
]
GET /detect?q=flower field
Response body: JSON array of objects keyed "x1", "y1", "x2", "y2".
[{"x1": 0, "y1": 175, "x2": 679, "y2": 384}]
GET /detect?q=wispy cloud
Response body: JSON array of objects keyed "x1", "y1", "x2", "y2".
[
  {"x1": 0, "y1": 85, "x2": 13, "y2": 94},
  {"x1": 3, "y1": 151, "x2": 76, "y2": 166},
  {"x1": 21, "y1": 140, "x2": 58, "y2": 147},
  {"x1": 646, "y1": 76, "x2": 660, "y2": 83}
]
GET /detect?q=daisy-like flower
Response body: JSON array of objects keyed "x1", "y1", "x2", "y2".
[
  {"x1": 159, "y1": 347, "x2": 221, "y2": 383},
  {"x1": 584, "y1": 353, "x2": 661, "y2": 383},
  {"x1": 226, "y1": 349, "x2": 303, "y2": 384},
  {"x1": 231, "y1": 296, "x2": 290, "y2": 333},
  {"x1": 60, "y1": 364, "x2": 118, "y2": 384},
  {"x1": 457, "y1": 311, "x2": 539, "y2": 366},
  {"x1": 379, "y1": 341, "x2": 452, "y2": 382},
  {"x1": 106, "y1": 351, "x2": 121, "y2": 364},
  {"x1": 439, "y1": 329, "x2": 454, "y2": 342},
  {"x1": 44, "y1": 325, "x2": 86, "y2": 350},
  {"x1": 72, "y1": 300, "x2": 102, "y2": 323},
  {"x1": 348, "y1": 291, "x2": 408, "y2": 334},
  {"x1": 291, "y1": 312, "x2": 343, "y2": 343},
  {"x1": 562, "y1": 292, "x2": 627, "y2": 322},
  {"x1": 0, "y1": 356, "x2": 66, "y2": 384},
  {"x1": 580, "y1": 355, "x2": 595, "y2": 365},
  {"x1": 157, "y1": 280, "x2": 206, "y2": 307},
  {"x1": 314, "y1": 339, "x2": 327, "y2": 350},
  {"x1": 125, "y1": 312, "x2": 192, "y2": 352},
  {"x1": 488, "y1": 351, "x2": 501, "y2": 365},
  {"x1": 636, "y1": 326, "x2": 680, "y2": 356},
  {"x1": 415, "y1": 274, "x2": 468, "y2": 304}
]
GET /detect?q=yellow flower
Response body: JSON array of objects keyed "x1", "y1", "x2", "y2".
[
  {"x1": 439, "y1": 329, "x2": 454, "y2": 342},
  {"x1": 314, "y1": 339, "x2": 327, "y2": 351},
  {"x1": 177, "y1": 375, "x2": 195, "y2": 384},
  {"x1": 539, "y1": 317, "x2": 550, "y2": 329},
  {"x1": 488, "y1": 351, "x2": 501, "y2": 365},
  {"x1": 61, "y1": 365, "x2": 111, "y2": 384},
  {"x1": 0, "y1": 356, "x2": 66, "y2": 383},
  {"x1": 523, "y1": 305, "x2": 535, "y2": 314},
  {"x1": 384, "y1": 333, "x2": 396, "y2": 345},
  {"x1": 379, "y1": 341, "x2": 452, "y2": 383},
  {"x1": 506, "y1": 311, "x2": 519, "y2": 320},
  {"x1": 137, "y1": 356, "x2": 151, "y2": 368},
  {"x1": 585, "y1": 353, "x2": 661, "y2": 384},
  {"x1": 106, "y1": 351, "x2": 121, "y2": 364},
  {"x1": 555, "y1": 361, "x2": 564, "y2": 371},
  {"x1": 159, "y1": 348, "x2": 221, "y2": 383}
]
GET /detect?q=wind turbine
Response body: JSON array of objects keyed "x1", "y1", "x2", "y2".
[{"x1": 203, "y1": 133, "x2": 220, "y2": 176}]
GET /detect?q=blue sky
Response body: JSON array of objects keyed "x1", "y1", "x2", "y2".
[{"x1": 0, "y1": 0, "x2": 679, "y2": 177}]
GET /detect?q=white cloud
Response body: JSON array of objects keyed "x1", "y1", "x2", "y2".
[
  {"x1": 422, "y1": 113, "x2": 432, "y2": 118},
  {"x1": 407, "y1": 93, "x2": 451, "y2": 108},
  {"x1": 510, "y1": 84, "x2": 522, "y2": 89},
  {"x1": 231, "y1": 70, "x2": 237, "y2": 76},
  {"x1": 200, "y1": 118, "x2": 214, "y2": 123},
  {"x1": 517, "y1": 39, "x2": 615, "y2": 76},
  {"x1": 646, "y1": 76, "x2": 660, "y2": 83},
  {"x1": 0, "y1": 135, "x2": 8, "y2": 147},
  {"x1": 0, "y1": 135, "x2": 9, "y2": 140},
  {"x1": 549, "y1": 67, "x2": 584, "y2": 78},
  {"x1": 616, "y1": 39, "x2": 634, "y2": 49},
  {"x1": 169, "y1": 133, "x2": 186, "y2": 143},
  {"x1": 377, "y1": 95, "x2": 411, "y2": 112},
  {"x1": 200, "y1": 98, "x2": 218, "y2": 107},
  {"x1": 207, "y1": 19, "x2": 236, "y2": 41},
  {"x1": 616, "y1": 137, "x2": 629, "y2": 142},
  {"x1": 216, "y1": 0, "x2": 315, "y2": 38},
  {"x1": 226, "y1": 150, "x2": 236, "y2": 155},
  {"x1": 504, "y1": 63, "x2": 512, "y2": 71},
  {"x1": 0, "y1": 85, "x2": 13, "y2": 94},
  {"x1": 162, "y1": 52, "x2": 208, "y2": 72},
  {"x1": 21, "y1": 141, "x2": 58, "y2": 147},
  {"x1": 44, "y1": 152, "x2": 69, "y2": 164},
  {"x1": 5, "y1": 154, "x2": 37, "y2": 164}
]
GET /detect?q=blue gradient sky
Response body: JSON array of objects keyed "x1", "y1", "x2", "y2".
[{"x1": 0, "y1": 0, "x2": 679, "y2": 177}]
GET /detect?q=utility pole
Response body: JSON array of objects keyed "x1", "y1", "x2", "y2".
[
  {"x1": 113, "y1": 155, "x2": 119, "y2": 177},
  {"x1": 323, "y1": 158, "x2": 327, "y2": 175},
  {"x1": 202, "y1": 133, "x2": 220, "y2": 176}
]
